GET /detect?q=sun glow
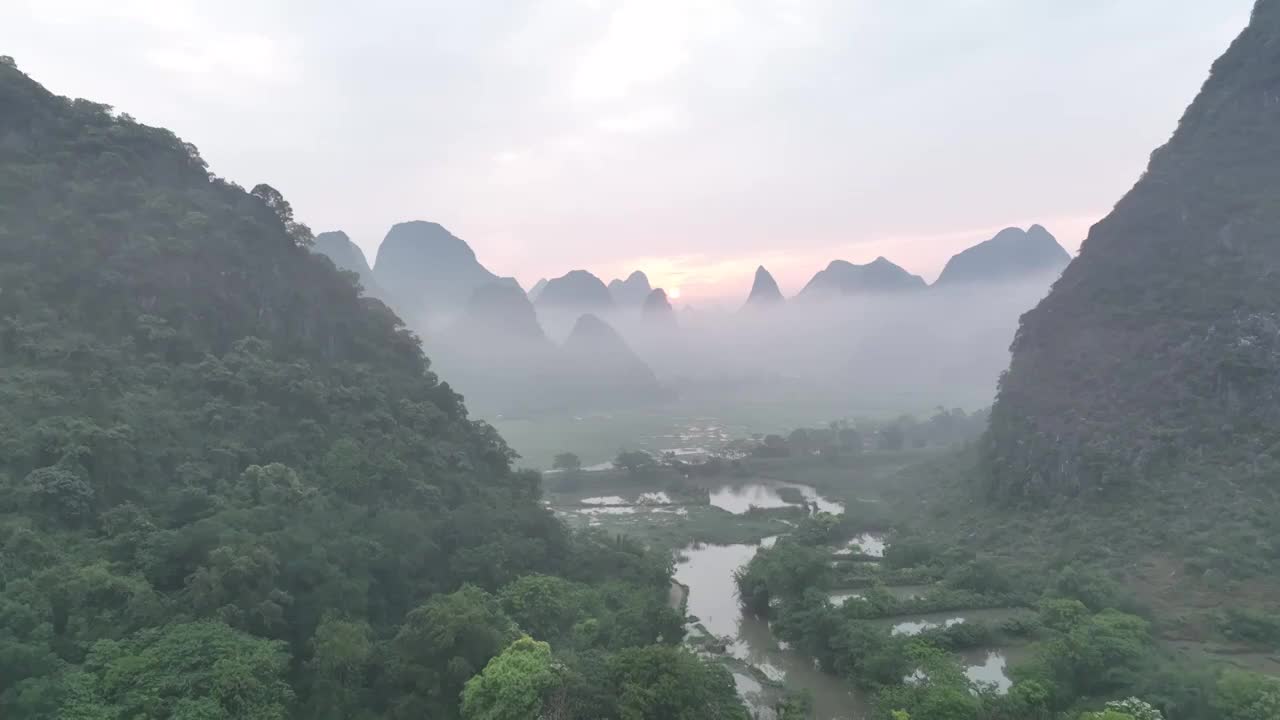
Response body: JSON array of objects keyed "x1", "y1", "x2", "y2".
[{"x1": 667, "y1": 287, "x2": 681, "y2": 300}]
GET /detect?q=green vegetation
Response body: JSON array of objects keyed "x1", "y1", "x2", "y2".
[
  {"x1": 0, "y1": 63, "x2": 746, "y2": 720},
  {"x1": 553, "y1": 452, "x2": 583, "y2": 473},
  {"x1": 6, "y1": 0, "x2": 1280, "y2": 716},
  {"x1": 462, "y1": 636, "x2": 562, "y2": 720},
  {"x1": 715, "y1": 458, "x2": 1280, "y2": 720},
  {"x1": 615, "y1": 449, "x2": 659, "y2": 476}
]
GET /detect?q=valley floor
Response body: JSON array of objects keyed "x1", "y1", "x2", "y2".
[{"x1": 543, "y1": 444, "x2": 1280, "y2": 717}]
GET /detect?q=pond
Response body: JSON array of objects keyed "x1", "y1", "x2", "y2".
[
  {"x1": 843, "y1": 533, "x2": 886, "y2": 557},
  {"x1": 878, "y1": 607, "x2": 1025, "y2": 637},
  {"x1": 828, "y1": 590, "x2": 863, "y2": 605},
  {"x1": 580, "y1": 495, "x2": 629, "y2": 505},
  {"x1": 827, "y1": 583, "x2": 933, "y2": 606},
  {"x1": 578, "y1": 506, "x2": 636, "y2": 515},
  {"x1": 878, "y1": 609, "x2": 1027, "y2": 694},
  {"x1": 708, "y1": 480, "x2": 844, "y2": 515},
  {"x1": 674, "y1": 540, "x2": 868, "y2": 720},
  {"x1": 958, "y1": 648, "x2": 1027, "y2": 693}
]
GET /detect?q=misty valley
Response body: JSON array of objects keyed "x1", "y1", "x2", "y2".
[
  {"x1": 316, "y1": 220, "x2": 1065, "y2": 430},
  {"x1": 4, "y1": 2, "x2": 1280, "y2": 720}
]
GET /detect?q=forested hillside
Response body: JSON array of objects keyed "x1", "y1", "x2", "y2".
[
  {"x1": 0, "y1": 59, "x2": 744, "y2": 719},
  {"x1": 984, "y1": 0, "x2": 1280, "y2": 499}
]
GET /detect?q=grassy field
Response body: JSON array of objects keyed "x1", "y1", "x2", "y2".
[{"x1": 487, "y1": 393, "x2": 950, "y2": 469}]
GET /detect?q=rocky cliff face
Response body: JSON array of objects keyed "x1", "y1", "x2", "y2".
[
  {"x1": 984, "y1": 0, "x2": 1280, "y2": 498},
  {"x1": 934, "y1": 225, "x2": 1070, "y2": 287}
]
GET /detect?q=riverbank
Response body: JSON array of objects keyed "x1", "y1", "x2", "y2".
[
  {"x1": 546, "y1": 440, "x2": 1280, "y2": 719},
  {"x1": 545, "y1": 455, "x2": 1035, "y2": 719}
]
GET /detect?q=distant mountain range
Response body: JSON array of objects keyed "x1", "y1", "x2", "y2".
[
  {"x1": 934, "y1": 225, "x2": 1069, "y2": 287},
  {"x1": 307, "y1": 227, "x2": 666, "y2": 413},
  {"x1": 744, "y1": 266, "x2": 784, "y2": 307},
  {"x1": 344, "y1": 218, "x2": 1067, "y2": 324},
  {"x1": 641, "y1": 288, "x2": 677, "y2": 328},
  {"x1": 458, "y1": 282, "x2": 550, "y2": 344},
  {"x1": 536, "y1": 270, "x2": 614, "y2": 312},
  {"x1": 312, "y1": 231, "x2": 389, "y2": 301},
  {"x1": 561, "y1": 313, "x2": 661, "y2": 398},
  {"x1": 372, "y1": 221, "x2": 517, "y2": 326},
  {"x1": 528, "y1": 278, "x2": 549, "y2": 301},
  {"x1": 608, "y1": 271, "x2": 652, "y2": 307},
  {"x1": 314, "y1": 216, "x2": 1074, "y2": 417},
  {"x1": 799, "y1": 257, "x2": 927, "y2": 298},
  {"x1": 747, "y1": 226, "x2": 1070, "y2": 306}
]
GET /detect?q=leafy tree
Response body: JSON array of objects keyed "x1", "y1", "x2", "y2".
[
  {"x1": 1052, "y1": 565, "x2": 1125, "y2": 613},
  {"x1": 945, "y1": 557, "x2": 1012, "y2": 595},
  {"x1": 23, "y1": 466, "x2": 94, "y2": 524},
  {"x1": 774, "y1": 691, "x2": 813, "y2": 720},
  {"x1": 614, "y1": 450, "x2": 657, "y2": 477},
  {"x1": 1213, "y1": 670, "x2": 1280, "y2": 720},
  {"x1": 183, "y1": 543, "x2": 292, "y2": 637},
  {"x1": 876, "y1": 649, "x2": 979, "y2": 720},
  {"x1": 1004, "y1": 679, "x2": 1054, "y2": 720},
  {"x1": 499, "y1": 574, "x2": 588, "y2": 641},
  {"x1": 1101, "y1": 697, "x2": 1163, "y2": 720},
  {"x1": 60, "y1": 621, "x2": 293, "y2": 719},
  {"x1": 1036, "y1": 609, "x2": 1152, "y2": 697},
  {"x1": 606, "y1": 645, "x2": 749, "y2": 720},
  {"x1": 792, "y1": 512, "x2": 840, "y2": 545},
  {"x1": 552, "y1": 452, "x2": 582, "y2": 473},
  {"x1": 251, "y1": 183, "x2": 313, "y2": 247},
  {"x1": 827, "y1": 619, "x2": 912, "y2": 687},
  {"x1": 461, "y1": 636, "x2": 562, "y2": 720},
  {"x1": 383, "y1": 585, "x2": 517, "y2": 718},
  {"x1": 303, "y1": 614, "x2": 373, "y2": 720},
  {"x1": 1038, "y1": 598, "x2": 1090, "y2": 632},
  {"x1": 734, "y1": 540, "x2": 831, "y2": 615},
  {"x1": 882, "y1": 537, "x2": 941, "y2": 569}
]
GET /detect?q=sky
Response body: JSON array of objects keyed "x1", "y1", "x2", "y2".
[{"x1": 1, "y1": 0, "x2": 1255, "y2": 302}]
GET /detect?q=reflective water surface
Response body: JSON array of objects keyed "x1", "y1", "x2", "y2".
[{"x1": 674, "y1": 540, "x2": 868, "y2": 720}]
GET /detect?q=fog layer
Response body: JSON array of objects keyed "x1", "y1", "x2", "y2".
[{"x1": 425, "y1": 272, "x2": 1061, "y2": 419}]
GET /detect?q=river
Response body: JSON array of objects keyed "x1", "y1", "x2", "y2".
[
  {"x1": 674, "y1": 539, "x2": 868, "y2": 719},
  {"x1": 555, "y1": 477, "x2": 1018, "y2": 716}
]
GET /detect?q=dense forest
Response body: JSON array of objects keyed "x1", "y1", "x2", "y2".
[{"x1": 0, "y1": 59, "x2": 748, "y2": 719}]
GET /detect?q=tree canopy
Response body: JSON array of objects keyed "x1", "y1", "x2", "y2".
[{"x1": 0, "y1": 60, "x2": 743, "y2": 720}]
